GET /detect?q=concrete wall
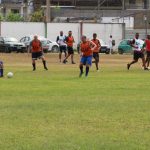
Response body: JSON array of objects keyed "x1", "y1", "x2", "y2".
[{"x1": 0, "y1": 22, "x2": 125, "y2": 49}]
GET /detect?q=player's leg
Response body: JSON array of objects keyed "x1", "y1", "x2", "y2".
[
  {"x1": 85, "y1": 56, "x2": 92, "y2": 77},
  {"x1": 32, "y1": 52, "x2": 36, "y2": 71},
  {"x1": 0, "y1": 61, "x2": 4, "y2": 77},
  {"x1": 79, "y1": 56, "x2": 86, "y2": 77},
  {"x1": 41, "y1": 56, "x2": 48, "y2": 70},
  {"x1": 95, "y1": 53, "x2": 99, "y2": 71},
  {"x1": 32, "y1": 59, "x2": 36, "y2": 71},
  {"x1": 141, "y1": 55, "x2": 148, "y2": 70},
  {"x1": 71, "y1": 54, "x2": 75, "y2": 64},
  {"x1": 59, "y1": 46, "x2": 62, "y2": 62},
  {"x1": 127, "y1": 51, "x2": 138, "y2": 70},
  {"x1": 79, "y1": 63, "x2": 84, "y2": 77},
  {"x1": 146, "y1": 52, "x2": 150, "y2": 67}
]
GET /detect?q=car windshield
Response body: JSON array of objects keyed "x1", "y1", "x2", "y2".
[
  {"x1": 121, "y1": 40, "x2": 127, "y2": 44},
  {"x1": 41, "y1": 40, "x2": 48, "y2": 46},
  {"x1": 4, "y1": 37, "x2": 18, "y2": 42},
  {"x1": 99, "y1": 39, "x2": 106, "y2": 45}
]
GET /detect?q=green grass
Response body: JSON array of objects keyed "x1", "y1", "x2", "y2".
[{"x1": 0, "y1": 54, "x2": 150, "y2": 150}]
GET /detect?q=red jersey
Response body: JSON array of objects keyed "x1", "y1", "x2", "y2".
[
  {"x1": 66, "y1": 36, "x2": 74, "y2": 47},
  {"x1": 91, "y1": 39, "x2": 101, "y2": 53},
  {"x1": 31, "y1": 40, "x2": 42, "y2": 53},
  {"x1": 145, "y1": 39, "x2": 150, "y2": 51},
  {"x1": 80, "y1": 41, "x2": 92, "y2": 56}
]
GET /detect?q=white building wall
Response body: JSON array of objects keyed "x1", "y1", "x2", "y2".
[{"x1": 0, "y1": 22, "x2": 125, "y2": 49}]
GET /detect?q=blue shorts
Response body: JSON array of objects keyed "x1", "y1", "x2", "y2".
[{"x1": 80, "y1": 55, "x2": 92, "y2": 66}]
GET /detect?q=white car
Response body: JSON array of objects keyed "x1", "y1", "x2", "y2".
[{"x1": 20, "y1": 35, "x2": 59, "y2": 53}]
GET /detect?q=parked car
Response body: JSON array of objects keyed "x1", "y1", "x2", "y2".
[
  {"x1": 0, "y1": 36, "x2": 26, "y2": 53},
  {"x1": 99, "y1": 39, "x2": 110, "y2": 54},
  {"x1": 20, "y1": 35, "x2": 59, "y2": 53},
  {"x1": 118, "y1": 39, "x2": 144, "y2": 54}
]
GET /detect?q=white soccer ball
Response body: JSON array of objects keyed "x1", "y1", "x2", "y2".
[{"x1": 7, "y1": 72, "x2": 13, "y2": 78}]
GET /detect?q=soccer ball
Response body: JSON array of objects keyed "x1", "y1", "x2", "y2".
[{"x1": 7, "y1": 72, "x2": 13, "y2": 78}]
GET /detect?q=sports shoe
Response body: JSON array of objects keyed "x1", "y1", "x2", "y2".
[
  {"x1": 144, "y1": 67, "x2": 149, "y2": 70},
  {"x1": 79, "y1": 72, "x2": 83, "y2": 77},
  {"x1": 44, "y1": 67, "x2": 48, "y2": 70},
  {"x1": 63, "y1": 60, "x2": 67, "y2": 64},
  {"x1": 33, "y1": 68, "x2": 36, "y2": 71},
  {"x1": 127, "y1": 64, "x2": 130, "y2": 70},
  {"x1": 72, "y1": 61, "x2": 76, "y2": 64}
]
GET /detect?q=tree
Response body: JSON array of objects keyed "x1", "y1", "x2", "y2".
[
  {"x1": 6, "y1": 13, "x2": 24, "y2": 22},
  {"x1": 30, "y1": 10, "x2": 44, "y2": 22}
]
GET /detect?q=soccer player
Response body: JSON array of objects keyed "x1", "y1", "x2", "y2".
[
  {"x1": 79, "y1": 35, "x2": 97, "y2": 77},
  {"x1": 91, "y1": 33, "x2": 101, "y2": 71},
  {"x1": 0, "y1": 61, "x2": 4, "y2": 77},
  {"x1": 127, "y1": 33, "x2": 148, "y2": 70},
  {"x1": 29, "y1": 35, "x2": 48, "y2": 71},
  {"x1": 142, "y1": 34, "x2": 150, "y2": 68},
  {"x1": 56, "y1": 31, "x2": 67, "y2": 62},
  {"x1": 63, "y1": 31, "x2": 75, "y2": 64}
]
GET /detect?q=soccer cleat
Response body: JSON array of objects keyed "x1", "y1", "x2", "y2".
[
  {"x1": 44, "y1": 67, "x2": 48, "y2": 70},
  {"x1": 144, "y1": 67, "x2": 149, "y2": 70},
  {"x1": 79, "y1": 72, "x2": 83, "y2": 77},
  {"x1": 33, "y1": 68, "x2": 36, "y2": 71},
  {"x1": 63, "y1": 60, "x2": 67, "y2": 64},
  {"x1": 127, "y1": 64, "x2": 130, "y2": 70},
  {"x1": 72, "y1": 61, "x2": 76, "y2": 64}
]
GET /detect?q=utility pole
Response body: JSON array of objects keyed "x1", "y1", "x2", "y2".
[{"x1": 46, "y1": 0, "x2": 51, "y2": 22}]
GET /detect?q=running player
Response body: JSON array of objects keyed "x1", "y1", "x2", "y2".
[
  {"x1": 56, "y1": 31, "x2": 67, "y2": 62},
  {"x1": 29, "y1": 35, "x2": 48, "y2": 71},
  {"x1": 91, "y1": 33, "x2": 101, "y2": 71},
  {"x1": 127, "y1": 33, "x2": 148, "y2": 70},
  {"x1": 142, "y1": 34, "x2": 150, "y2": 68},
  {"x1": 0, "y1": 61, "x2": 4, "y2": 77},
  {"x1": 79, "y1": 35, "x2": 97, "y2": 77},
  {"x1": 63, "y1": 31, "x2": 75, "y2": 64}
]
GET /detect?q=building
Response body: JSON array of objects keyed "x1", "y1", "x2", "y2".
[{"x1": 0, "y1": 0, "x2": 33, "y2": 19}]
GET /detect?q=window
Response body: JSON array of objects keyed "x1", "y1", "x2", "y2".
[{"x1": 129, "y1": 0, "x2": 136, "y2": 4}]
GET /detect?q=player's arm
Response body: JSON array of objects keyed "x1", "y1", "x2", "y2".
[
  {"x1": 98, "y1": 40, "x2": 101, "y2": 51},
  {"x1": 56, "y1": 36, "x2": 59, "y2": 44},
  {"x1": 142, "y1": 41, "x2": 146, "y2": 52},
  {"x1": 28, "y1": 41, "x2": 32, "y2": 54},
  {"x1": 40, "y1": 41, "x2": 43, "y2": 52},
  {"x1": 130, "y1": 39, "x2": 137, "y2": 48},
  {"x1": 90, "y1": 40, "x2": 97, "y2": 51}
]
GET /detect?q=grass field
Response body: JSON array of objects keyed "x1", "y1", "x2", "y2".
[{"x1": 0, "y1": 53, "x2": 150, "y2": 150}]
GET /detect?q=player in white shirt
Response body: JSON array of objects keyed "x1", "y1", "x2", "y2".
[
  {"x1": 127, "y1": 33, "x2": 148, "y2": 70},
  {"x1": 56, "y1": 31, "x2": 67, "y2": 62}
]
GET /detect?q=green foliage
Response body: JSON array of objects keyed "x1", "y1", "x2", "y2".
[
  {"x1": 0, "y1": 14, "x2": 3, "y2": 21},
  {"x1": 6, "y1": 12, "x2": 24, "y2": 22},
  {"x1": 30, "y1": 10, "x2": 44, "y2": 22}
]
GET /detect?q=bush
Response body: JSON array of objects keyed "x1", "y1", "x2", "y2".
[{"x1": 6, "y1": 13, "x2": 24, "y2": 22}]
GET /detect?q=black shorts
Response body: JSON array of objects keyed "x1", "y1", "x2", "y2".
[
  {"x1": 32, "y1": 51, "x2": 43, "y2": 60},
  {"x1": 146, "y1": 51, "x2": 150, "y2": 57},
  {"x1": 67, "y1": 46, "x2": 74, "y2": 54},
  {"x1": 93, "y1": 52, "x2": 99, "y2": 62},
  {"x1": 59, "y1": 45, "x2": 67, "y2": 53},
  {"x1": 133, "y1": 51, "x2": 144, "y2": 60}
]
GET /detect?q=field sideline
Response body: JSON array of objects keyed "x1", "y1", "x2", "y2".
[{"x1": 0, "y1": 53, "x2": 150, "y2": 150}]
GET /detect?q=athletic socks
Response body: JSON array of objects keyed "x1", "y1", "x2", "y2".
[
  {"x1": 43, "y1": 60, "x2": 48, "y2": 70},
  {"x1": 85, "y1": 66, "x2": 89, "y2": 77},
  {"x1": 32, "y1": 63, "x2": 36, "y2": 71},
  {"x1": 0, "y1": 69, "x2": 3, "y2": 77},
  {"x1": 79, "y1": 66, "x2": 83, "y2": 77}
]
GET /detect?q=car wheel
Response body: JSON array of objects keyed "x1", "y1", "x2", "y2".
[
  {"x1": 51, "y1": 45, "x2": 59, "y2": 53},
  {"x1": 118, "y1": 49, "x2": 123, "y2": 54}
]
